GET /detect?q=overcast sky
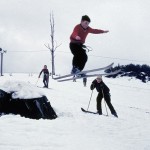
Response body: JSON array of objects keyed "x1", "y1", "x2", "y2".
[{"x1": 0, "y1": 0, "x2": 150, "y2": 74}]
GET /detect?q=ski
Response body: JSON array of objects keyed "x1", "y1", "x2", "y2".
[
  {"x1": 81, "y1": 108, "x2": 118, "y2": 118},
  {"x1": 81, "y1": 108, "x2": 109, "y2": 116},
  {"x1": 54, "y1": 63, "x2": 114, "y2": 80},
  {"x1": 81, "y1": 108, "x2": 98, "y2": 114},
  {"x1": 58, "y1": 69, "x2": 121, "y2": 82},
  {"x1": 37, "y1": 86, "x2": 51, "y2": 89}
]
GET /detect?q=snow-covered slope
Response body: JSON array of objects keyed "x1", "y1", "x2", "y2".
[{"x1": 0, "y1": 74, "x2": 150, "y2": 150}]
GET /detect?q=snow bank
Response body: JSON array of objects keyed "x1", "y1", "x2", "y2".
[{"x1": 0, "y1": 80, "x2": 44, "y2": 99}]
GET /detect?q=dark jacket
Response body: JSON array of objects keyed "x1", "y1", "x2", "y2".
[{"x1": 90, "y1": 79, "x2": 110, "y2": 95}]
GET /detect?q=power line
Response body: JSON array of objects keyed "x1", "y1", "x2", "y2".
[
  {"x1": 6, "y1": 49, "x2": 150, "y2": 64},
  {"x1": 57, "y1": 51, "x2": 150, "y2": 64},
  {"x1": 8, "y1": 50, "x2": 49, "y2": 53}
]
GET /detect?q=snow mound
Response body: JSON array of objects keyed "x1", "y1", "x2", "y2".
[{"x1": 0, "y1": 81, "x2": 44, "y2": 99}]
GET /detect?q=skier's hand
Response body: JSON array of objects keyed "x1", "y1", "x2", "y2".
[
  {"x1": 75, "y1": 36, "x2": 81, "y2": 40},
  {"x1": 103, "y1": 30, "x2": 109, "y2": 33},
  {"x1": 90, "y1": 83, "x2": 95, "y2": 90}
]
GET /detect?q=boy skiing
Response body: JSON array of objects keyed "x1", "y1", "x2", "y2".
[
  {"x1": 38, "y1": 65, "x2": 49, "y2": 88},
  {"x1": 70, "y1": 15, "x2": 109, "y2": 74},
  {"x1": 90, "y1": 75, "x2": 118, "y2": 117}
]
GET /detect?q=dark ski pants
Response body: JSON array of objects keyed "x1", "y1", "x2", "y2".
[
  {"x1": 96, "y1": 93, "x2": 116, "y2": 114},
  {"x1": 70, "y1": 43, "x2": 88, "y2": 71},
  {"x1": 43, "y1": 74, "x2": 49, "y2": 87}
]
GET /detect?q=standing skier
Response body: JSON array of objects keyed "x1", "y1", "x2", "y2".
[
  {"x1": 38, "y1": 65, "x2": 49, "y2": 88},
  {"x1": 83, "y1": 77, "x2": 87, "y2": 87},
  {"x1": 90, "y1": 76, "x2": 118, "y2": 117},
  {"x1": 70, "y1": 15, "x2": 109, "y2": 74}
]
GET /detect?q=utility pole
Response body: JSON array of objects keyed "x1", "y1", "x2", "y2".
[{"x1": 0, "y1": 48, "x2": 7, "y2": 76}]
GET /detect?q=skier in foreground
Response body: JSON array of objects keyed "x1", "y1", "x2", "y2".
[
  {"x1": 38, "y1": 65, "x2": 49, "y2": 88},
  {"x1": 70, "y1": 15, "x2": 109, "y2": 75},
  {"x1": 90, "y1": 75, "x2": 118, "y2": 117}
]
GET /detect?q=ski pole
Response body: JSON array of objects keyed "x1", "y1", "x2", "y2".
[
  {"x1": 102, "y1": 89, "x2": 108, "y2": 116},
  {"x1": 87, "y1": 90, "x2": 93, "y2": 111}
]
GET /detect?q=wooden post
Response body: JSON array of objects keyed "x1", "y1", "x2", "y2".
[{"x1": 0, "y1": 48, "x2": 6, "y2": 76}]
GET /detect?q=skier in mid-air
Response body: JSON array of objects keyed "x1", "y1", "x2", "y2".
[
  {"x1": 90, "y1": 75, "x2": 118, "y2": 117},
  {"x1": 70, "y1": 15, "x2": 109, "y2": 75},
  {"x1": 38, "y1": 65, "x2": 49, "y2": 88}
]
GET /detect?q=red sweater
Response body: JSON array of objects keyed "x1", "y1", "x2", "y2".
[{"x1": 70, "y1": 24, "x2": 105, "y2": 44}]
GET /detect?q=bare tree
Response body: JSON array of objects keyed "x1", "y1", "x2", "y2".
[{"x1": 45, "y1": 12, "x2": 61, "y2": 78}]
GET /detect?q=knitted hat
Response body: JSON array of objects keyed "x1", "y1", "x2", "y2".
[
  {"x1": 81, "y1": 15, "x2": 91, "y2": 22},
  {"x1": 97, "y1": 75, "x2": 102, "y2": 79}
]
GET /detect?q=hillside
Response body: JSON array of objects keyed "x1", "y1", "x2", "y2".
[{"x1": 0, "y1": 74, "x2": 150, "y2": 150}]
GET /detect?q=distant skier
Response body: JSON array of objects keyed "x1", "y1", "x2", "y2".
[
  {"x1": 83, "y1": 77, "x2": 87, "y2": 87},
  {"x1": 70, "y1": 15, "x2": 109, "y2": 74},
  {"x1": 38, "y1": 65, "x2": 49, "y2": 88},
  {"x1": 90, "y1": 75, "x2": 118, "y2": 117}
]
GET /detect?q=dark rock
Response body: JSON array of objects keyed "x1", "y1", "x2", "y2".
[{"x1": 0, "y1": 89, "x2": 57, "y2": 120}]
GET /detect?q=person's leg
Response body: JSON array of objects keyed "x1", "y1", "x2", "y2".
[
  {"x1": 43, "y1": 75, "x2": 47, "y2": 87},
  {"x1": 43, "y1": 80, "x2": 46, "y2": 87},
  {"x1": 70, "y1": 43, "x2": 87, "y2": 71},
  {"x1": 96, "y1": 93, "x2": 103, "y2": 114},
  {"x1": 70, "y1": 43, "x2": 81, "y2": 69},
  {"x1": 79, "y1": 49, "x2": 88, "y2": 71},
  {"x1": 104, "y1": 94, "x2": 118, "y2": 117},
  {"x1": 46, "y1": 81, "x2": 48, "y2": 88},
  {"x1": 46, "y1": 75, "x2": 49, "y2": 88}
]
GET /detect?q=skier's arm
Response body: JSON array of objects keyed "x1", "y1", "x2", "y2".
[
  {"x1": 38, "y1": 70, "x2": 43, "y2": 78},
  {"x1": 90, "y1": 80, "x2": 96, "y2": 90},
  {"x1": 88, "y1": 27, "x2": 109, "y2": 34}
]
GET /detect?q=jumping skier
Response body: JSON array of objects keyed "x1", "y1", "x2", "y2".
[
  {"x1": 90, "y1": 75, "x2": 118, "y2": 117},
  {"x1": 38, "y1": 65, "x2": 49, "y2": 88},
  {"x1": 70, "y1": 15, "x2": 109, "y2": 74}
]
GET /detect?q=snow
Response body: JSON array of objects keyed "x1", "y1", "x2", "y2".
[
  {"x1": 0, "y1": 74, "x2": 150, "y2": 150},
  {"x1": 0, "y1": 80, "x2": 44, "y2": 99}
]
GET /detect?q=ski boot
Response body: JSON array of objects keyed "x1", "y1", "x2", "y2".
[
  {"x1": 71, "y1": 66, "x2": 80, "y2": 75},
  {"x1": 97, "y1": 110, "x2": 102, "y2": 115}
]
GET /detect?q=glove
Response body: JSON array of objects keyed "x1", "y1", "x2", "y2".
[{"x1": 90, "y1": 83, "x2": 95, "y2": 90}]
